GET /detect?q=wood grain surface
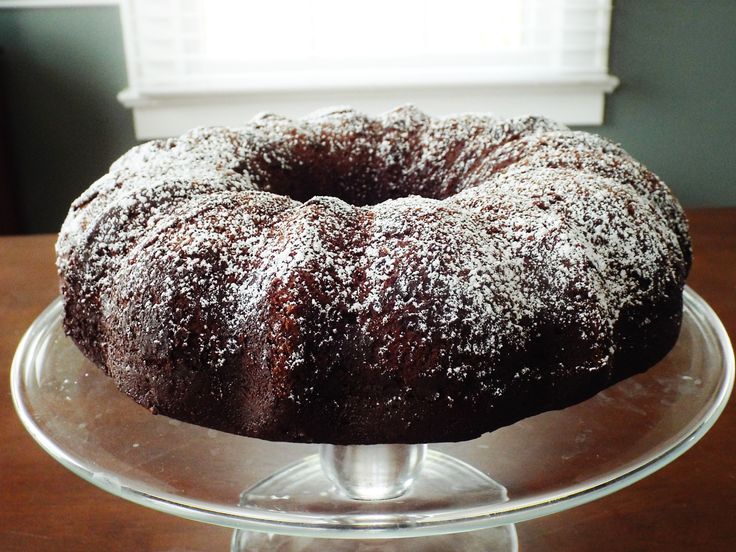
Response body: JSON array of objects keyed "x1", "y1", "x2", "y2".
[{"x1": 1, "y1": 208, "x2": 734, "y2": 551}]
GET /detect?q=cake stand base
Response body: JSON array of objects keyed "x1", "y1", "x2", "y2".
[
  {"x1": 232, "y1": 445, "x2": 517, "y2": 550},
  {"x1": 231, "y1": 525, "x2": 518, "y2": 551}
]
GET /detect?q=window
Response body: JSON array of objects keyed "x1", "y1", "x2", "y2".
[{"x1": 118, "y1": 0, "x2": 618, "y2": 139}]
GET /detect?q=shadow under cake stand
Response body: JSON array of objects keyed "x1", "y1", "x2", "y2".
[{"x1": 11, "y1": 287, "x2": 734, "y2": 551}]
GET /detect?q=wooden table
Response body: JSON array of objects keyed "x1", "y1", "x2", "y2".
[{"x1": 1, "y1": 209, "x2": 734, "y2": 552}]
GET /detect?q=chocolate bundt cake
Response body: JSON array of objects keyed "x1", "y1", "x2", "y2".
[{"x1": 56, "y1": 105, "x2": 691, "y2": 444}]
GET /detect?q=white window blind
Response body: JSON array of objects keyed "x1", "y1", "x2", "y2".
[{"x1": 118, "y1": 0, "x2": 618, "y2": 138}]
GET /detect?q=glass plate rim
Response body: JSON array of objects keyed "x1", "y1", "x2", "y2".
[{"x1": 10, "y1": 286, "x2": 735, "y2": 538}]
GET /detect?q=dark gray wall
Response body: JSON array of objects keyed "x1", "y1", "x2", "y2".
[
  {"x1": 0, "y1": 6, "x2": 135, "y2": 234},
  {"x1": 578, "y1": 0, "x2": 736, "y2": 210},
  {"x1": 1, "y1": 1, "x2": 735, "y2": 234}
]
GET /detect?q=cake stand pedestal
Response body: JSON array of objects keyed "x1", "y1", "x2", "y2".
[
  {"x1": 11, "y1": 288, "x2": 734, "y2": 551},
  {"x1": 232, "y1": 444, "x2": 517, "y2": 551}
]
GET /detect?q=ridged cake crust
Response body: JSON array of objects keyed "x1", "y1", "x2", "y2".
[{"x1": 56, "y1": 106, "x2": 690, "y2": 444}]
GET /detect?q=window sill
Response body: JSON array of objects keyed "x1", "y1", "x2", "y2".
[{"x1": 119, "y1": 75, "x2": 619, "y2": 140}]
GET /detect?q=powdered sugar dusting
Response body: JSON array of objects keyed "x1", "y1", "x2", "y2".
[{"x1": 56, "y1": 105, "x2": 691, "y2": 443}]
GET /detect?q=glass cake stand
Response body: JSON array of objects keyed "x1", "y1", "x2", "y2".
[{"x1": 11, "y1": 287, "x2": 734, "y2": 551}]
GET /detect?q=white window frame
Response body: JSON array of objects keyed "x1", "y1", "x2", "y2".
[
  {"x1": 115, "y1": 0, "x2": 619, "y2": 139},
  {"x1": 0, "y1": 1, "x2": 117, "y2": 6}
]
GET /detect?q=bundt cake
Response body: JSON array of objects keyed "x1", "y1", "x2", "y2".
[{"x1": 56, "y1": 105, "x2": 691, "y2": 444}]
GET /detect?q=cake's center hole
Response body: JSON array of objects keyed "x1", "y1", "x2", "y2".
[{"x1": 250, "y1": 154, "x2": 450, "y2": 207}]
